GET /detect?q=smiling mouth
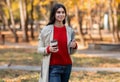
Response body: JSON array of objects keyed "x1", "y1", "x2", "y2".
[{"x1": 58, "y1": 16, "x2": 64, "y2": 19}]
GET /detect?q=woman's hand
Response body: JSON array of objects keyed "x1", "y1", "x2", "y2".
[
  {"x1": 49, "y1": 46, "x2": 59, "y2": 53},
  {"x1": 70, "y1": 39, "x2": 77, "y2": 48}
]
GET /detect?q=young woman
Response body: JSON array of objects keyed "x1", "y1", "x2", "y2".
[{"x1": 38, "y1": 3, "x2": 77, "y2": 82}]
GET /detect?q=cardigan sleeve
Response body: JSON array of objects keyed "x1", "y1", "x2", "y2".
[
  {"x1": 70, "y1": 28, "x2": 77, "y2": 55},
  {"x1": 37, "y1": 29, "x2": 48, "y2": 55}
]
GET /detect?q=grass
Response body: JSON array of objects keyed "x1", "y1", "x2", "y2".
[
  {"x1": 0, "y1": 48, "x2": 42, "y2": 66},
  {"x1": 0, "y1": 48, "x2": 120, "y2": 81},
  {"x1": 0, "y1": 70, "x2": 120, "y2": 82},
  {"x1": 0, "y1": 48, "x2": 119, "y2": 67},
  {"x1": 0, "y1": 70, "x2": 39, "y2": 82},
  {"x1": 71, "y1": 54, "x2": 120, "y2": 67},
  {"x1": 70, "y1": 71, "x2": 120, "y2": 82}
]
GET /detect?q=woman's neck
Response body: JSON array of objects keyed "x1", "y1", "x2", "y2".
[{"x1": 54, "y1": 21, "x2": 64, "y2": 27}]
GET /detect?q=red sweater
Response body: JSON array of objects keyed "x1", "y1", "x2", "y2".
[{"x1": 49, "y1": 25, "x2": 72, "y2": 65}]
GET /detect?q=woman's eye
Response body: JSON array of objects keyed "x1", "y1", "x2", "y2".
[
  {"x1": 57, "y1": 11, "x2": 61, "y2": 13},
  {"x1": 57, "y1": 11, "x2": 65, "y2": 14},
  {"x1": 62, "y1": 11, "x2": 65, "y2": 14}
]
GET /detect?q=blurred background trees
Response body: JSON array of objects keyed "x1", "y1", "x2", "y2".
[{"x1": 0, "y1": 0, "x2": 120, "y2": 45}]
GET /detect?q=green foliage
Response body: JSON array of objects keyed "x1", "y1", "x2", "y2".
[
  {"x1": 0, "y1": 0, "x2": 119, "y2": 22},
  {"x1": 2, "y1": 7, "x2": 9, "y2": 19},
  {"x1": 11, "y1": 0, "x2": 20, "y2": 21}
]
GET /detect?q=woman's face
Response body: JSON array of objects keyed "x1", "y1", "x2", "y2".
[{"x1": 55, "y1": 7, "x2": 66, "y2": 23}]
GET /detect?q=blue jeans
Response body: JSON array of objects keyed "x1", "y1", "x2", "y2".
[{"x1": 49, "y1": 65, "x2": 72, "y2": 82}]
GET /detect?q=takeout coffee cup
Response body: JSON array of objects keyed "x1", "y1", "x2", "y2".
[{"x1": 50, "y1": 40, "x2": 58, "y2": 47}]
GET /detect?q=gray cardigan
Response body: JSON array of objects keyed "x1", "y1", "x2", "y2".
[{"x1": 37, "y1": 24, "x2": 77, "y2": 82}]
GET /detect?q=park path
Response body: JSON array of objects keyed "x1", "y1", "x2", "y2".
[
  {"x1": 0, "y1": 42, "x2": 120, "y2": 72},
  {"x1": 0, "y1": 65, "x2": 120, "y2": 72},
  {"x1": 77, "y1": 49, "x2": 120, "y2": 59}
]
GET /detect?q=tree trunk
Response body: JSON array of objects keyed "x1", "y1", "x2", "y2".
[
  {"x1": 113, "y1": 0, "x2": 120, "y2": 42},
  {"x1": 97, "y1": 4, "x2": 103, "y2": 41},
  {"x1": 0, "y1": 7, "x2": 18, "y2": 43},
  {"x1": 24, "y1": 0, "x2": 29, "y2": 42},
  {"x1": 19, "y1": 0, "x2": 29, "y2": 42},
  {"x1": 75, "y1": 6, "x2": 85, "y2": 46},
  {"x1": 88, "y1": 14, "x2": 94, "y2": 42},
  {"x1": 108, "y1": 0, "x2": 116, "y2": 42},
  {"x1": 87, "y1": 0, "x2": 94, "y2": 43},
  {"x1": 30, "y1": 0, "x2": 35, "y2": 39},
  {"x1": 6, "y1": 0, "x2": 18, "y2": 42},
  {"x1": 67, "y1": 12, "x2": 73, "y2": 27}
]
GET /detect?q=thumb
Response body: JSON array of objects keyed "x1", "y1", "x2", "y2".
[{"x1": 72, "y1": 39, "x2": 76, "y2": 42}]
